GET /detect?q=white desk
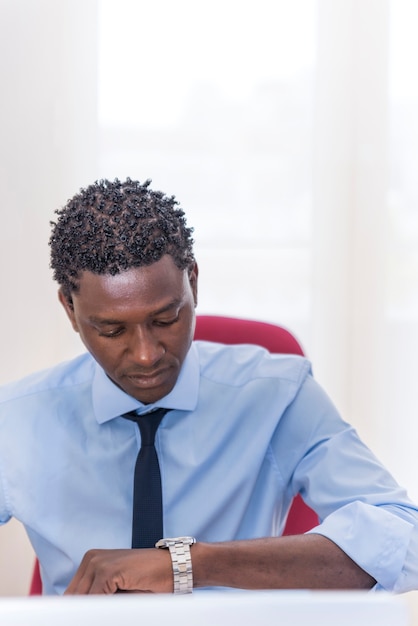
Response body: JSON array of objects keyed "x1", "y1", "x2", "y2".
[{"x1": 0, "y1": 590, "x2": 409, "y2": 626}]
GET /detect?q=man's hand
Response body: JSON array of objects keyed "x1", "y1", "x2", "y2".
[{"x1": 64, "y1": 548, "x2": 172, "y2": 595}]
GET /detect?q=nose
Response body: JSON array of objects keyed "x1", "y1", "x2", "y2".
[{"x1": 128, "y1": 325, "x2": 165, "y2": 368}]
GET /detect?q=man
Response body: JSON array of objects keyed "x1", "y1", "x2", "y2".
[{"x1": 1, "y1": 178, "x2": 417, "y2": 595}]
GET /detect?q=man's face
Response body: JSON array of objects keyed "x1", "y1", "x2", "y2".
[{"x1": 59, "y1": 255, "x2": 198, "y2": 404}]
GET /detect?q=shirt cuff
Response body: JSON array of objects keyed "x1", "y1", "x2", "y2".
[{"x1": 306, "y1": 501, "x2": 413, "y2": 591}]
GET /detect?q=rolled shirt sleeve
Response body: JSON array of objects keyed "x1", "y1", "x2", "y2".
[
  {"x1": 273, "y1": 373, "x2": 418, "y2": 592},
  {"x1": 308, "y1": 501, "x2": 415, "y2": 591}
]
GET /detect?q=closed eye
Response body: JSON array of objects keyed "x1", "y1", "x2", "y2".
[
  {"x1": 153, "y1": 315, "x2": 179, "y2": 327},
  {"x1": 98, "y1": 327, "x2": 125, "y2": 338}
]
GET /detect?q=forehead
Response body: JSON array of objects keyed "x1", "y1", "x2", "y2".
[{"x1": 73, "y1": 256, "x2": 188, "y2": 316}]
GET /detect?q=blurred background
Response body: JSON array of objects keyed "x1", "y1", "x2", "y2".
[{"x1": 0, "y1": 0, "x2": 418, "y2": 598}]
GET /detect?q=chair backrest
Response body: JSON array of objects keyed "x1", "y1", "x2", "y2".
[
  {"x1": 29, "y1": 559, "x2": 42, "y2": 595},
  {"x1": 195, "y1": 315, "x2": 305, "y2": 355},
  {"x1": 194, "y1": 314, "x2": 319, "y2": 537},
  {"x1": 29, "y1": 314, "x2": 317, "y2": 594}
]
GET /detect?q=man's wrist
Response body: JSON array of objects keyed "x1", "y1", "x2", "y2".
[{"x1": 155, "y1": 536, "x2": 196, "y2": 594}]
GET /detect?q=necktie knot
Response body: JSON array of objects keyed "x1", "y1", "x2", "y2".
[{"x1": 124, "y1": 407, "x2": 169, "y2": 446}]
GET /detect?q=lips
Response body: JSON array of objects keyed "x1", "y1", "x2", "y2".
[
  {"x1": 125, "y1": 369, "x2": 168, "y2": 388},
  {"x1": 117, "y1": 364, "x2": 178, "y2": 402}
]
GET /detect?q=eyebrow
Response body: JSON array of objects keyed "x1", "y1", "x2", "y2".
[{"x1": 88, "y1": 299, "x2": 183, "y2": 326}]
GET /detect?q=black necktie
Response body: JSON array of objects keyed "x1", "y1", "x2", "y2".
[{"x1": 123, "y1": 408, "x2": 170, "y2": 548}]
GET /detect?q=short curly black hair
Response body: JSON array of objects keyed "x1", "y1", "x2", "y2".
[{"x1": 49, "y1": 178, "x2": 195, "y2": 298}]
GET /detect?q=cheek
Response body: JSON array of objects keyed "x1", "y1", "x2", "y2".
[
  {"x1": 77, "y1": 332, "x2": 119, "y2": 368},
  {"x1": 176, "y1": 318, "x2": 195, "y2": 356},
  {"x1": 87, "y1": 346, "x2": 122, "y2": 375}
]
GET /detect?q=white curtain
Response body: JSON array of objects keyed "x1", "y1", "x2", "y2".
[{"x1": 0, "y1": 0, "x2": 417, "y2": 596}]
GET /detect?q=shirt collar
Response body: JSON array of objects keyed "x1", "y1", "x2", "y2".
[{"x1": 92, "y1": 343, "x2": 200, "y2": 424}]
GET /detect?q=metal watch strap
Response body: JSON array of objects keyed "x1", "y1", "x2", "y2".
[{"x1": 155, "y1": 536, "x2": 196, "y2": 594}]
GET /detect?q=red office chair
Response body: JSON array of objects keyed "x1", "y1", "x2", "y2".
[
  {"x1": 29, "y1": 314, "x2": 318, "y2": 594},
  {"x1": 194, "y1": 315, "x2": 319, "y2": 537},
  {"x1": 29, "y1": 560, "x2": 42, "y2": 595}
]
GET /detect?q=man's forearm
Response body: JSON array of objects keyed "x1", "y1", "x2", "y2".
[
  {"x1": 65, "y1": 535, "x2": 376, "y2": 594},
  {"x1": 192, "y1": 534, "x2": 376, "y2": 590}
]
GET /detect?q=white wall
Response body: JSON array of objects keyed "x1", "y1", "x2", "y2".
[{"x1": 0, "y1": 0, "x2": 98, "y2": 595}]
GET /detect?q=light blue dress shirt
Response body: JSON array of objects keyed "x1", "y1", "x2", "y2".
[{"x1": 1, "y1": 341, "x2": 417, "y2": 594}]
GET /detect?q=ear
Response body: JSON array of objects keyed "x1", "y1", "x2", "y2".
[
  {"x1": 58, "y1": 288, "x2": 79, "y2": 333},
  {"x1": 188, "y1": 262, "x2": 198, "y2": 308}
]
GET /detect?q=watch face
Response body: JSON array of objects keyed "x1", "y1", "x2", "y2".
[
  {"x1": 174, "y1": 536, "x2": 196, "y2": 545},
  {"x1": 155, "y1": 536, "x2": 196, "y2": 548}
]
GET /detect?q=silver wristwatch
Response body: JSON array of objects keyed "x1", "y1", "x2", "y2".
[{"x1": 155, "y1": 536, "x2": 196, "y2": 594}]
